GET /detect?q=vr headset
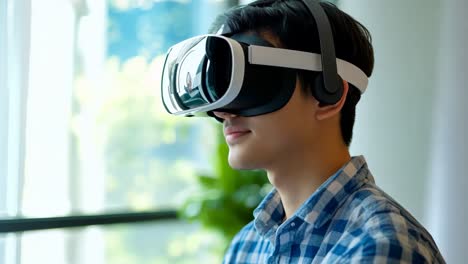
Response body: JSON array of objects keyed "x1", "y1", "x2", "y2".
[{"x1": 161, "y1": 0, "x2": 369, "y2": 119}]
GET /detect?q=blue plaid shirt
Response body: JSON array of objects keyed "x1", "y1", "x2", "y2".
[{"x1": 223, "y1": 156, "x2": 445, "y2": 263}]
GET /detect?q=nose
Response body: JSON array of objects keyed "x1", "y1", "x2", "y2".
[{"x1": 212, "y1": 111, "x2": 238, "y2": 121}]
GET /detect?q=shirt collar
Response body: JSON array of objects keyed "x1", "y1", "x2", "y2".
[{"x1": 253, "y1": 156, "x2": 373, "y2": 236}]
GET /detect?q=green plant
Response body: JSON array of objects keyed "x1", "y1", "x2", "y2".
[{"x1": 180, "y1": 124, "x2": 271, "y2": 244}]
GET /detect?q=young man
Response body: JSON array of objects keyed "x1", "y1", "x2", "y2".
[
  {"x1": 208, "y1": 1, "x2": 445, "y2": 263},
  {"x1": 161, "y1": 0, "x2": 445, "y2": 262}
]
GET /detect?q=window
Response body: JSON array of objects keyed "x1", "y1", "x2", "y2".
[{"x1": 1, "y1": 0, "x2": 235, "y2": 263}]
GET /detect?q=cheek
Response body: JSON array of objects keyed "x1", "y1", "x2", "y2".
[
  {"x1": 226, "y1": 127, "x2": 291, "y2": 169},
  {"x1": 256, "y1": 126, "x2": 290, "y2": 147},
  {"x1": 256, "y1": 116, "x2": 317, "y2": 152},
  {"x1": 253, "y1": 121, "x2": 301, "y2": 155},
  {"x1": 226, "y1": 110, "x2": 316, "y2": 169}
]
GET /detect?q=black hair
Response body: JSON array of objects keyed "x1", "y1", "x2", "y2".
[{"x1": 211, "y1": 0, "x2": 374, "y2": 146}]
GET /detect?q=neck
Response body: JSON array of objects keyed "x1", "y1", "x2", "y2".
[{"x1": 266, "y1": 143, "x2": 351, "y2": 220}]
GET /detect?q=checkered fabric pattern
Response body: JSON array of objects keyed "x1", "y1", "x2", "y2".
[{"x1": 223, "y1": 156, "x2": 445, "y2": 263}]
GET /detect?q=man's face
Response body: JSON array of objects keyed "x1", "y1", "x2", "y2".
[
  {"x1": 212, "y1": 31, "x2": 323, "y2": 170},
  {"x1": 213, "y1": 77, "x2": 321, "y2": 170}
]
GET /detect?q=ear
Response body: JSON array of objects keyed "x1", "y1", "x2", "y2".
[{"x1": 315, "y1": 79, "x2": 349, "y2": 121}]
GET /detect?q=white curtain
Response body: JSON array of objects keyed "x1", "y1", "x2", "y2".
[
  {"x1": 0, "y1": 0, "x2": 31, "y2": 218},
  {"x1": 0, "y1": 0, "x2": 31, "y2": 263}
]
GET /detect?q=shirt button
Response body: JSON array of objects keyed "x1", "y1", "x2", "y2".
[{"x1": 291, "y1": 222, "x2": 296, "y2": 227}]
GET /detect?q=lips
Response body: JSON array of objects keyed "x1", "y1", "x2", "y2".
[{"x1": 224, "y1": 126, "x2": 251, "y2": 144}]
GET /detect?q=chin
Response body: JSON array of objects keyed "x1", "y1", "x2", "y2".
[{"x1": 227, "y1": 148, "x2": 261, "y2": 170}]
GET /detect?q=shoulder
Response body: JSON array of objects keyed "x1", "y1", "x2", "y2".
[
  {"x1": 331, "y1": 185, "x2": 445, "y2": 263},
  {"x1": 227, "y1": 220, "x2": 258, "y2": 249},
  {"x1": 223, "y1": 221, "x2": 264, "y2": 264}
]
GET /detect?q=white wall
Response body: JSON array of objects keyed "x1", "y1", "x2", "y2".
[
  {"x1": 340, "y1": 0, "x2": 441, "y2": 224},
  {"x1": 341, "y1": 0, "x2": 468, "y2": 262},
  {"x1": 426, "y1": 1, "x2": 468, "y2": 263}
]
